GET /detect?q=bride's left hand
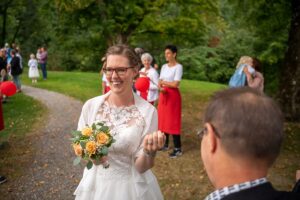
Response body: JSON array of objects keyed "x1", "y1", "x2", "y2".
[{"x1": 143, "y1": 131, "x2": 165, "y2": 156}]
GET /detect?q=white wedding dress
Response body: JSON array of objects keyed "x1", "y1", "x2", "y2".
[{"x1": 74, "y1": 101, "x2": 163, "y2": 200}]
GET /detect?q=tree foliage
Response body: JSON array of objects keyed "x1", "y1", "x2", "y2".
[{"x1": 0, "y1": 0, "x2": 294, "y2": 99}]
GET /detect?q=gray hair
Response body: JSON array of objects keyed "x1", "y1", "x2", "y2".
[
  {"x1": 204, "y1": 87, "x2": 284, "y2": 166},
  {"x1": 141, "y1": 53, "x2": 153, "y2": 63}
]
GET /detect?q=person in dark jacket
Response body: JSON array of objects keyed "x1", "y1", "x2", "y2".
[
  {"x1": 0, "y1": 49, "x2": 8, "y2": 82},
  {"x1": 8, "y1": 50, "x2": 22, "y2": 92},
  {"x1": 199, "y1": 87, "x2": 300, "y2": 200}
]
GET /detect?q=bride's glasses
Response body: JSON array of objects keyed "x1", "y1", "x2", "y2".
[{"x1": 103, "y1": 67, "x2": 134, "y2": 76}]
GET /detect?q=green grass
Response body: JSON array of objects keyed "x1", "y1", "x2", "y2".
[
  {"x1": 22, "y1": 70, "x2": 102, "y2": 102},
  {"x1": 21, "y1": 70, "x2": 226, "y2": 102},
  {"x1": 0, "y1": 93, "x2": 45, "y2": 141}
]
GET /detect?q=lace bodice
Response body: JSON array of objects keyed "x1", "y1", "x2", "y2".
[{"x1": 94, "y1": 101, "x2": 146, "y2": 179}]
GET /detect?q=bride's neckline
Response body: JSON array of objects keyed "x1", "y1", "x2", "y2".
[
  {"x1": 104, "y1": 100, "x2": 135, "y2": 109},
  {"x1": 106, "y1": 94, "x2": 135, "y2": 108}
]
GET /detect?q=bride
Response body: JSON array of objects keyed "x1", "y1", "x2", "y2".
[{"x1": 74, "y1": 45, "x2": 165, "y2": 200}]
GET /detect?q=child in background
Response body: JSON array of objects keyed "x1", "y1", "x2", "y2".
[{"x1": 28, "y1": 54, "x2": 39, "y2": 83}]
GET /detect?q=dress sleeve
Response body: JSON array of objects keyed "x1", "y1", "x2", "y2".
[
  {"x1": 134, "y1": 107, "x2": 158, "y2": 158},
  {"x1": 77, "y1": 101, "x2": 90, "y2": 131},
  {"x1": 174, "y1": 64, "x2": 183, "y2": 81}
]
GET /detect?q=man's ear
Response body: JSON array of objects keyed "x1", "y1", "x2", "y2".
[{"x1": 205, "y1": 123, "x2": 218, "y2": 153}]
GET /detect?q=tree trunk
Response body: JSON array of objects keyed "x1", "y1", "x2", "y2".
[
  {"x1": 279, "y1": 0, "x2": 300, "y2": 121},
  {"x1": 1, "y1": 6, "x2": 8, "y2": 47}
]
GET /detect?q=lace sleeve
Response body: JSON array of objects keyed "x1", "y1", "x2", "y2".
[{"x1": 134, "y1": 108, "x2": 158, "y2": 158}]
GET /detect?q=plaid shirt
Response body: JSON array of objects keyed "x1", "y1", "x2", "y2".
[{"x1": 204, "y1": 178, "x2": 268, "y2": 200}]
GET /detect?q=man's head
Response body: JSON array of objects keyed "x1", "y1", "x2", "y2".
[{"x1": 201, "y1": 87, "x2": 284, "y2": 186}]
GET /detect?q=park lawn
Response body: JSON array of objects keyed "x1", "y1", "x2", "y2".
[
  {"x1": 8, "y1": 70, "x2": 300, "y2": 199},
  {"x1": 0, "y1": 93, "x2": 46, "y2": 141},
  {"x1": 22, "y1": 70, "x2": 101, "y2": 102},
  {"x1": 0, "y1": 93, "x2": 46, "y2": 178}
]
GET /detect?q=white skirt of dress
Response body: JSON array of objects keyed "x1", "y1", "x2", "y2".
[
  {"x1": 74, "y1": 165, "x2": 164, "y2": 200},
  {"x1": 29, "y1": 67, "x2": 40, "y2": 78}
]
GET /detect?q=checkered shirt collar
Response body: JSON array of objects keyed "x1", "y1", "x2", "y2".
[{"x1": 204, "y1": 177, "x2": 268, "y2": 200}]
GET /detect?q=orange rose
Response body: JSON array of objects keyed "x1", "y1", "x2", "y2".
[
  {"x1": 73, "y1": 143, "x2": 83, "y2": 156},
  {"x1": 82, "y1": 127, "x2": 93, "y2": 136},
  {"x1": 96, "y1": 132, "x2": 109, "y2": 145},
  {"x1": 86, "y1": 141, "x2": 97, "y2": 156}
]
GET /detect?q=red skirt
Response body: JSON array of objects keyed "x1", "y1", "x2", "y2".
[
  {"x1": 158, "y1": 87, "x2": 181, "y2": 135},
  {"x1": 104, "y1": 86, "x2": 110, "y2": 94}
]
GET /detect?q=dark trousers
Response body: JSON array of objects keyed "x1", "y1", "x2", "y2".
[
  {"x1": 41, "y1": 63, "x2": 47, "y2": 79},
  {"x1": 164, "y1": 133, "x2": 181, "y2": 149}
]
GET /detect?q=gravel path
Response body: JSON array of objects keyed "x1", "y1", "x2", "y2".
[{"x1": 1, "y1": 85, "x2": 85, "y2": 200}]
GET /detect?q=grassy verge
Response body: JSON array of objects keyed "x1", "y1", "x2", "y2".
[
  {"x1": 0, "y1": 92, "x2": 46, "y2": 178},
  {"x1": 22, "y1": 70, "x2": 101, "y2": 102},
  {"x1": 0, "y1": 93, "x2": 46, "y2": 141}
]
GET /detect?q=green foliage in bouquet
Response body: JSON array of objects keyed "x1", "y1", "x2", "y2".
[{"x1": 71, "y1": 122, "x2": 115, "y2": 169}]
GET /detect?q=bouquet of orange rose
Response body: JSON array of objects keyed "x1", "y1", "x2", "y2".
[{"x1": 71, "y1": 122, "x2": 115, "y2": 170}]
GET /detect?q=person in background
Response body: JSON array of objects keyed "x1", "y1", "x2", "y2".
[
  {"x1": 200, "y1": 87, "x2": 300, "y2": 200},
  {"x1": 8, "y1": 50, "x2": 22, "y2": 92},
  {"x1": 4, "y1": 43, "x2": 11, "y2": 64},
  {"x1": 101, "y1": 73, "x2": 110, "y2": 94},
  {"x1": 0, "y1": 49, "x2": 8, "y2": 82},
  {"x1": 139, "y1": 53, "x2": 159, "y2": 105},
  {"x1": 40, "y1": 47, "x2": 48, "y2": 80},
  {"x1": 36, "y1": 48, "x2": 42, "y2": 63},
  {"x1": 100, "y1": 57, "x2": 110, "y2": 94},
  {"x1": 16, "y1": 47, "x2": 23, "y2": 72},
  {"x1": 158, "y1": 44, "x2": 183, "y2": 158},
  {"x1": 243, "y1": 57, "x2": 264, "y2": 92},
  {"x1": 28, "y1": 54, "x2": 39, "y2": 83}
]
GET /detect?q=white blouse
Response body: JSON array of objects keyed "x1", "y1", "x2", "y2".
[
  {"x1": 139, "y1": 67, "x2": 159, "y2": 102},
  {"x1": 159, "y1": 63, "x2": 183, "y2": 82}
]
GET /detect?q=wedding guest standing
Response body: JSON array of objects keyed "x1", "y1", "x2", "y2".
[
  {"x1": 8, "y1": 50, "x2": 22, "y2": 92},
  {"x1": 74, "y1": 45, "x2": 164, "y2": 200},
  {"x1": 138, "y1": 53, "x2": 159, "y2": 104},
  {"x1": 243, "y1": 57, "x2": 264, "y2": 92},
  {"x1": 158, "y1": 45, "x2": 183, "y2": 158},
  {"x1": 40, "y1": 47, "x2": 48, "y2": 80}
]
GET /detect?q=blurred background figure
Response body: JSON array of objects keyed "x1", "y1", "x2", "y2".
[
  {"x1": 8, "y1": 50, "x2": 22, "y2": 92},
  {"x1": 137, "y1": 52, "x2": 159, "y2": 105},
  {"x1": 243, "y1": 57, "x2": 264, "y2": 92},
  {"x1": 28, "y1": 53, "x2": 40, "y2": 83},
  {"x1": 158, "y1": 44, "x2": 183, "y2": 158},
  {"x1": 39, "y1": 47, "x2": 48, "y2": 80}
]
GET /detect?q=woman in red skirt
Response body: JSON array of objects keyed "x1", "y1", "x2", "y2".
[{"x1": 158, "y1": 45, "x2": 183, "y2": 158}]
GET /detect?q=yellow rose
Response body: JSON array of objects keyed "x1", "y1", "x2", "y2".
[
  {"x1": 73, "y1": 143, "x2": 83, "y2": 156},
  {"x1": 82, "y1": 127, "x2": 93, "y2": 136},
  {"x1": 96, "y1": 132, "x2": 109, "y2": 145},
  {"x1": 86, "y1": 141, "x2": 97, "y2": 156}
]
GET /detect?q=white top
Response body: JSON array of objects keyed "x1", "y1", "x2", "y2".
[
  {"x1": 159, "y1": 63, "x2": 183, "y2": 82},
  {"x1": 139, "y1": 67, "x2": 159, "y2": 102},
  {"x1": 28, "y1": 59, "x2": 38, "y2": 69},
  {"x1": 74, "y1": 92, "x2": 163, "y2": 200},
  {"x1": 28, "y1": 58, "x2": 39, "y2": 78},
  {"x1": 102, "y1": 74, "x2": 110, "y2": 86}
]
